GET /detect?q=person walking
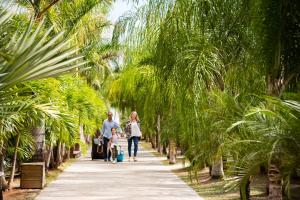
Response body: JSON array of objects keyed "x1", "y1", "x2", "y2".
[
  {"x1": 101, "y1": 111, "x2": 122, "y2": 162},
  {"x1": 125, "y1": 111, "x2": 142, "y2": 162},
  {"x1": 109, "y1": 128, "x2": 120, "y2": 164}
]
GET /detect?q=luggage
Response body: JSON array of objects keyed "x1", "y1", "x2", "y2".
[
  {"x1": 117, "y1": 145, "x2": 124, "y2": 162},
  {"x1": 91, "y1": 136, "x2": 104, "y2": 160}
]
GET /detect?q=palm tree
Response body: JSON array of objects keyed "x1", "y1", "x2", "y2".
[
  {"x1": 109, "y1": 0, "x2": 300, "y2": 199},
  {"x1": 13, "y1": 0, "x2": 112, "y2": 164},
  {"x1": 0, "y1": 7, "x2": 85, "y2": 189},
  {"x1": 45, "y1": 0, "x2": 116, "y2": 88},
  {"x1": 228, "y1": 97, "x2": 300, "y2": 200},
  {"x1": 249, "y1": 1, "x2": 300, "y2": 198}
]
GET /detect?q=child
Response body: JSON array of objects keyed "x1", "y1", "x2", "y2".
[{"x1": 109, "y1": 127, "x2": 120, "y2": 164}]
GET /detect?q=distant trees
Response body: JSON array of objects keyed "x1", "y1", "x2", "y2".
[{"x1": 108, "y1": 0, "x2": 300, "y2": 199}]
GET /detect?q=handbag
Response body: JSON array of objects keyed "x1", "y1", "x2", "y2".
[{"x1": 95, "y1": 138, "x2": 103, "y2": 153}]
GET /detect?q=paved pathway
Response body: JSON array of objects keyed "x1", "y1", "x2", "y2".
[{"x1": 36, "y1": 139, "x2": 203, "y2": 200}]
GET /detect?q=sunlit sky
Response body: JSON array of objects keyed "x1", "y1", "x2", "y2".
[
  {"x1": 103, "y1": 0, "x2": 146, "y2": 39},
  {"x1": 108, "y1": 0, "x2": 134, "y2": 23},
  {"x1": 106, "y1": 1, "x2": 138, "y2": 115},
  {"x1": 102, "y1": 0, "x2": 134, "y2": 39}
]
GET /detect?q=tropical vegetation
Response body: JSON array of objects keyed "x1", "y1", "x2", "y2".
[
  {"x1": 1, "y1": 0, "x2": 300, "y2": 200},
  {"x1": 0, "y1": 0, "x2": 112, "y2": 190},
  {"x1": 107, "y1": 0, "x2": 300, "y2": 199}
]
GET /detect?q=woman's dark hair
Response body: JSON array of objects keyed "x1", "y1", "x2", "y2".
[{"x1": 111, "y1": 127, "x2": 116, "y2": 131}]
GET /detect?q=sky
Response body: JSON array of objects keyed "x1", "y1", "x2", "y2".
[
  {"x1": 102, "y1": 0, "x2": 135, "y2": 39},
  {"x1": 105, "y1": 0, "x2": 136, "y2": 120},
  {"x1": 108, "y1": 0, "x2": 135, "y2": 24}
]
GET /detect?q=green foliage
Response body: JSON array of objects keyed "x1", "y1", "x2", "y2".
[
  {"x1": 0, "y1": 1, "x2": 109, "y2": 169},
  {"x1": 226, "y1": 96, "x2": 300, "y2": 196},
  {"x1": 45, "y1": 0, "x2": 116, "y2": 89},
  {"x1": 108, "y1": 0, "x2": 300, "y2": 199}
]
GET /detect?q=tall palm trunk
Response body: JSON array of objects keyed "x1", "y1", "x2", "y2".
[
  {"x1": 145, "y1": 135, "x2": 149, "y2": 142},
  {"x1": 56, "y1": 141, "x2": 62, "y2": 166},
  {"x1": 49, "y1": 147, "x2": 55, "y2": 168},
  {"x1": 267, "y1": 67, "x2": 283, "y2": 200},
  {"x1": 66, "y1": 147, "x2": 70, "y2": 160},
  {"x1": 8, "y1": 132, "x2": 20, "y2": 190},
  {"x1": 61, "y1": 143, "x2": 65, "y2": 162},
  {"x1": 32, "y1": 127, "x2": 45, "y2": 162},
  {"x1": 266, "y1": 79, "x2": 284, "y2": 199},
  {"x1": 268, "y1": 162, "x2": 282, "y2": 200},
  {"x1": 168, "y1": 139, "x2": 176, "y2": 164},
  {"x1": 0, "y1": 141, "x2": 7, "y2": 195},
  {"x1": 46, "y1": 143, "x2": 53, "y2": 169},
  {"x1": 79, "y1": 124, "x2": 85, "y2": 142},
  {"x1": 0, "y1": 155, "x2": 4, "y2": 200},
  {"x1": 156, "y1": 114, "x2": 163, "y2": 154},
  {"x1": 211, "y1": 156, "x2": 224, "y2": 179},
  {"x1": 151, "y1": 135, "x2": 156, "y2": 149},
  {"x1": 163, "y1": 144, "x2": 167, "y2": 155}
]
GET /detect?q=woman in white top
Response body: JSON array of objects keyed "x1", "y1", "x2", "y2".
[{"x1": 125, "y1": 111, "x2": 142, "y2": 162}]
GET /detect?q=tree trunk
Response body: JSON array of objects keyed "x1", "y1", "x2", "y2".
[
  {"x1": 151, "y1": 135, "x2": 156, "y2": 149},
  {"x1": 145, "y1": 135, "x2": 150, "y2": 142},
  {"x1": 0, "y1": 143, "x2": 7, "y2": 194},
  {"x1": 8, "y1": 132, "x2": 20, "y2": 190},
  {"x1": 49, "y1": 147, "x2": 55, "y2": 168},
  {"x1": 267, "y1": 67, "x2": 283, "y2": 200},
  {"x1": 0, "y1": 155, "x2": 4, "y2": 200},
  {"x1": 163, "y1": 144, "x2": 167, "y2": 155},
  {"x1": 79, "y1": 124, "x2": 85, "y2": 143},
  {"x1": 32, "y1": 127, "x2": 45, "y2": 162},
  {"x1": 168, "y1": 139, "x2": 176, "y2": 164},
  {"x1": 156, "y1": 114, "x2": 163, "y2": 154},
  {"x1": 268, "y1": 162, "x2": 282, "y2": 200},
  {"x1": 211, "y1": 157, "x2": 224, "y2": 179},
  {"x1": 66, "y1": 147, "x2": 70, "y2": 160},
  {"x1": 61, "y1": 143, "x2": 65, "y2": 162},
  {"x1": 46, "y1": 143, "x2": 53, "y2": 169},
  {"x1": 56, "y1": 141, "x2": 62, "y2": 166}
]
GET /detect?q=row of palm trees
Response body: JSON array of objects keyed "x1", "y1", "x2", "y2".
[
  {"x1": 107, "y1": 0, "x2": 300, "y2": 199},
  {"x1": 0, "y1": 0, "x2": 114, "y2": 190}
]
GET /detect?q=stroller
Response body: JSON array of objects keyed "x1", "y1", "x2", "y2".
[{"x1": 91, "y1": 136, "x2": 104, "y2": 160}]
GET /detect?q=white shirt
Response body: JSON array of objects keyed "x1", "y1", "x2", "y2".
[
  {"x1": 130, "y1": 121, "x2": 141, "y2": 137},
  {"x1": 111, "y1": 134, "x2": 119, "y2": 146}
]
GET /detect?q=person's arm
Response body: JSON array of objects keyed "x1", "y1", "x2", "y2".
[
  {"x1": 101, "y1": 121, "x2": 105, "y2": 137},
  {"x1": 138, "y1": 121, "x2": 142, "y2": 137}
]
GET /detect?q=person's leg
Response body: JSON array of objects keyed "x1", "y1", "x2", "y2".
[
  {"x1": 128, "y1": 137, "x2": 132, "y2": 158},
  {"x1": 112, "y1": 145, "x2": 117, "y2": 162},
  {"x1": 115, "y1": 146, "x2": 118, "y2": 159},
  {"x1": 108, "y1": 143, "x2": 111, "y2": 161},
  {"x1": 133, "y1": 136, "x2": 139, "y2": 158},
  {"x1": 103, "y1": 137, "x2": 108, "y2": 161}
]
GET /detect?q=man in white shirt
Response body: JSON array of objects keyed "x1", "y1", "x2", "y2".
[{"x1": 101, "y1": 111, "x2": 122, "y2": 161}]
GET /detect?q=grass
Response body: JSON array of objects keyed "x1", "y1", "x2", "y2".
[
  {"x1": 176, "y1": 166, "x2": 267, "y2": 200},
  {"x1": 140, "y1": 141, "x2": 163, "y2": 157},
  {"x1": 141, "y1": 141, "x2": 267, "y2": 200},
  {"x1": 46, "y1": 158, "x2": 76, "y2": 185},
  {"x1": 174, "y1": 167, "x2": 245, "y2": 200}
]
